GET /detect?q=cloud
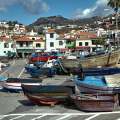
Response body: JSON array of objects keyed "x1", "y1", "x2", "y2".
[
  {"x1": 0, "y1": 0, "x2": 49, "y2": 14},
  {"x1": 73, "y1": 0, "x2": 113, "y2": 19}
]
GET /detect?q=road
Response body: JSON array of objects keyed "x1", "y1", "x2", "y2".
[{"x1": 0, "y1": 59, "x2": 120, "y2": 120}]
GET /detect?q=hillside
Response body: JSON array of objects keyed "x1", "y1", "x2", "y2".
[{"x1": 30, "y1": 15, "x2": 102, "y2": 26}]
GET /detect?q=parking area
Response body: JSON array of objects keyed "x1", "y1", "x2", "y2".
[{"x1": 1, "y1": 112, "x2": 120, "y2": 120}]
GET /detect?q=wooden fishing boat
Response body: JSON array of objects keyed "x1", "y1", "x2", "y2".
[
  {"x1": 60, "y1": 50, "x2": 120, "y2": 71},
  {"x1": 2, "y1": 78, "x2": 42, "y2": 92},
  {"x1": 75, "y1": 82, "x2": 114, "y2": 94},
  {"x1": 71, "y1": 93, "x2": 119, "y2": 112},
  {"x1": 29, "y1": 52, "x2": 58, "y2": 63},
  {"x1": 21, "y1": 84, "x2": 73, "y2": 106},
  {"x1": 73, "y1": 76, "x2": 120, "y2": 94},
  {"x1": 25, "y1": 62, "x2": 45, "y2": 73},
  {"x1": 58, "y1": 64, "x2": 120, "y2": 76},
  {"x1": 83, "y1": 67, "x2": 120, "y2": 76},
  {"x1": 25, "y1": 66, "x2": 56, "y2": 78},
  {"x1": 0, "y1": 75, "x2": 7, "y2": 81},
  {"x1": 25, "y1": 59, "x2": 57, "y2": 78}
]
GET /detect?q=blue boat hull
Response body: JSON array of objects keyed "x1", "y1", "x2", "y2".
[
  {"x1": 26, "y1": 66, "x2": 56, "y2": 78},
  {"x1": 21, "y1": 84, "x2": 73, "y2": 105},
  {"x1": 74, "y1": 76, "x2": 120, "y2": 94},
  {"x1": 2, "y1": 78, "x2": 42, "y2": 93},
  {"x1": 71, "y1": 67, "x2": 120, "y2": 76}
]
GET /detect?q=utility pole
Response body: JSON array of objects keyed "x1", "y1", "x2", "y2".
[{"x1": 115, "y1": 1, "x2": 119, "y2": 49}]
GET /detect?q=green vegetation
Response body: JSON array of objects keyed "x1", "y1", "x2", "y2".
[
  {"x1": 92, "y1": 37, "x2": 106, "y2": 48},
  {"x1": 66, "y1": 41, "x2": 76, "y2": 49}
]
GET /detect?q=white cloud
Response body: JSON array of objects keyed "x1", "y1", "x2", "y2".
[
  {"x1": 0, "y1": 0, "x2": 49, "y2": 14},
  {"x1": 74, "y1": 0, "x2": 113, "y2": 19}
]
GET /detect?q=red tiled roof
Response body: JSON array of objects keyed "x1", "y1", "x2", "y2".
[
  {"x1": 0, "y1": 36, "x2": 10, "y2": 41},
  {"x1": 34, "y1": 38, "x2": 44, "y2": 42},
  {"x1": 47, "y1": 29, "x2": 55, "y2": 33},
  {"x1": 12, "y1": 35, "x2": 25, "y2": 39},
  {"x1": 76, "y1": 37, "x2": 91, "y2": 40},
  {"x1": 15, "y1": 36, "x2": 33, "y2": 42},
  {"x1": 77, "y1": 31, "x2": 96, "y2": 35},
  {"x1": 76, "y1": 31, "x2": 97, "y2": 39},
  {"x1": 64, "y1": 34, "x2": 77, "y2": 40}
]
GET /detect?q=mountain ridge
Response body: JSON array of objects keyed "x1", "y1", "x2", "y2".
[{"x1": 30, "y1": 15, "x2": 102, "y2": 26}]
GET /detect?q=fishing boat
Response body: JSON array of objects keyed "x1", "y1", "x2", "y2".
[
  {"x1": 25, "y1": 59, "x2": 57, "y2": 78},
  {"x1": 21, "y1": 84, "x2": 73, "y2": 106},
  {"x1": 29, "y1": 52, "x2": 58, "y2": 63},
  {"x1": 71, "y1": 93, "x2": 119, "y2": 112},
  {"x1": 83, "y1": 67, "x2": 120, "y2": 76},
  {"x1": 73, "y1": 76, "x2": 120, "y2": 94},
  {"x1": 2, "y1": 78, "x2": 42, "y2": 92},
  {"x1": 0, "y1": 75, "x2": 8, "y2": 81},
  {"x1": 25, "y1": 64, "x2": 38, "y2": 73},
  {"x1": 71, "y1": 67, "x2": 120, "y2": 76},
  {"x1": 25, "y1": 62, "x2": 45, "y2": 73},
  {"x1": 60, "y1": 50, "x2": 120, "y2": 71},
  {"x1": 29, "y1": 67, "x2": 56, "y2": 78}
]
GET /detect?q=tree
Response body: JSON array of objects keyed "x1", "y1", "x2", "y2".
[
  {"x1": 107, "y1": 0, "x2": 120, "y2": 30},
  {"x1": 92, "y1": 37, "x2": 106, "y2": 46}
]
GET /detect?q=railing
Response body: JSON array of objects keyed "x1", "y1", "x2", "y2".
[{"x1": 16, "y1": 46, "x2": 34, "y2": 49}]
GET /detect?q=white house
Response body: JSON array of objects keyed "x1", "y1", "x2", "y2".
[
  {"x1": 0, "y1": 36, "x2": 16, "y2": 56},
  {"x1": 33, "y1": 38, "x2": 45, "y2": 52},
  {"x1": 45, "y1": 29, "x2": 66, "y2": 51},
  {"x1": 97, "y1": 28, "x2": 107, "y2": 37},
  {"x1": 56, "y1": 35, "x2": 66, "y2": 51},
  {"x1": 76, "y1": 32, "x2": 98, "y2": 52},
  {"x1": 13, "y1": 24, "x2": 26, "y2": 34}
]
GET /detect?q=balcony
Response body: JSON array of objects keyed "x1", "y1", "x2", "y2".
[{"x1": 16, "y1": 45, "x2": 33, "y2": 49}]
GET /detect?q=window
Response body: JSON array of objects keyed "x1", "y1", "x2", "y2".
[
  {"x1": 11, "y1": 44, "x2": 14, "y2": 48},
  {"x1": 59, "y1": 41, "x2": 63, "y2": 46},
  {"x1": 26, "y1": 42, "x2": 29, "y2": 47},
  {"x1": 50, "y1": 42, "x2": 54, "y2": 47},
  {"x1": 32, "y1": 38, "x2": 35, "y2": 40},
  {"x1": 20, "y1": 43, "x2": 23, "y2": 47},
  {"x1": 79, "y1": 42, "x2": 82, "y2": 46},
  {"x1": 4, "y1": 43, "x2": 9, "y2": 48},
  {"x1": 50, "y1": 33, "x2": 54, "y2": 38},
  {"x1": 92, "y1": 40, "x2": 95, "y2": 45},
  {"x1": 36, "y1": 43, "x2": 41, "y2": 47},
  {"x1": 66, "y1": 41, "x2": 71, "y2": 44},
  {"x1": 85, "y1": 42, "x2": 89, "y2": 46},
  {"x1": 11, "y1": 44, "x2": 15, "y2": 48}
]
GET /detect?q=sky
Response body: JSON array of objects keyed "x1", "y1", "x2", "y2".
[{"x1": 0, "y1": 0, "x2": 114, "y2": 25}]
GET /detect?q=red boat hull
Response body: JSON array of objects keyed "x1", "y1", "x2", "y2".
[
  {"x1": 22, "y1": 84, "x2": 73, "y2": 106},
  {"x1": 71, "y1": 94, "x2": 119, "y2": 112},
  {"x1": 26, "y1": 94, "x2": 67, "y2": 106},
  {"x1": 30, "y1": 56, "x2": 58, "y2": 62}
]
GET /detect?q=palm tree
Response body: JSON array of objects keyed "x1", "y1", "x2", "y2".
[
  {"x1": 107, "y1": 0, "x2": 120, "y2": 48},
  {"x1": 108, "y1": 0, "x2": 120, "y2": 29}
]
